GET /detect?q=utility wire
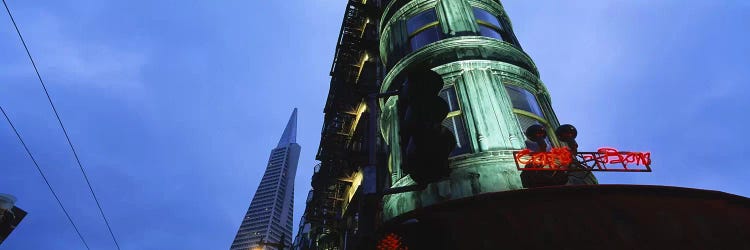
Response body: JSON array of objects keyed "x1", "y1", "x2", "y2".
[
  {"x1": 2, "y1": 1, "x2": 122, "y2": 249},
  {"x1": 0, "y1": 106, "x2": 91, "y2": 250}
]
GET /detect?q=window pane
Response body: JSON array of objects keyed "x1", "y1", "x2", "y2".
[
  {"x1": 407, "y1": 10, "x2": 437, "y2": 34},
  {"x1": 505, "y1": 85, "x2": 544, "y2": 117},
  {"x1": 517, "y1": 115, "x2": 552, "y2": 150},
  {"x1": 478, "y1": 25, "x2": 503, "y2": 41},
  {"x1": 409, "y1": 26, "x2": 441, "y2": 51},
  {"x1": 472, "y1": 8, "x2": 501, "y2": 27},
  {"x1": 439, "y1": 87, "x2": 459, "y2": 112},
  {"x1": 442, "y1": 115, "x2": 471, "y2": 156},
  {"x1": 439, "y1": 87, "x2": 470, "y2": 156}
]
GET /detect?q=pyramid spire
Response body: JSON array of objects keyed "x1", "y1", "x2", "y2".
[{"x1": 277, "y1": 108, "x2": 297, "y2": 147}]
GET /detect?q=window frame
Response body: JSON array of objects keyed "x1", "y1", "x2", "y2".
[
  {"x1": 472, "y1": 7, "x2": 508, "y2": 42},
  {"x1": 406, "y1": 9, "x2": 442, "y2": 52},
  {"x1": 439, "y1": 85, "x2": 472, "y2": 157},
  {"x1": 512, "y1": 105, "x2": 559, "y2": 146},
  {"x1": 505, "y1": 84, "x2": 545, "y2": 118},
  {"x1": 503, "y1": 83, "x2": 559, "y2": 145},
  {"x1": 408, "y1": 21, "x2": 440, "y2": 38}
]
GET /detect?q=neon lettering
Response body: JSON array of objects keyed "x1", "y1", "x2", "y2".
[
  {"x1": 515, "y1": 147, "x2": 651, "y2": 171},
  {"x1": 624, "y1": 151, "x2": 651, "y2": 166},
  {"x1": 515, "y1": 147, "x2": 572, "y2": 169},
  {"x1": 598, "y1": 147, "x2": 624, "y2": 164},
  {"x1": 377, "y1": 233, "x2": 408, "y2": 250},
  {"x1": 597, "y1": 147, "x2": 651, "y2": 167},
  {"x1": 550, "y1": 147, "x2": 573, "y2": 166}
]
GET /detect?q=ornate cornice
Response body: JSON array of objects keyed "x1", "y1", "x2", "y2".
[{"x1": 380, "y1": 36, "x2": 540, "y2": 94}]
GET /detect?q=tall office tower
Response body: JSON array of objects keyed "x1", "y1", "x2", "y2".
[{"x1": 231, "y1": 109, "x2": 300, "y2": 250}]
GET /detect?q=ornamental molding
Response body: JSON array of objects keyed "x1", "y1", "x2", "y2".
[
  {"x1": 380, "y1": 0, "x2": 438, "y2": 34},
  {"x1": 380, "y1": 37, "x2": 540, "y2": 94}
]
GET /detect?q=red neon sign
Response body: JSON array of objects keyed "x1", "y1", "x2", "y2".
[
  {"x1": 377, "y1": 233, "x2": 408, "y2": 250},
  {"x1": 515, "y1": 147, "x2": 573, "y2": 168},
  {"x1": 514, "y1": 147, "x2": 651, "y2": 172},
  {"x1": 585, "y1": 147, "x2": 652, "y2": 167}
]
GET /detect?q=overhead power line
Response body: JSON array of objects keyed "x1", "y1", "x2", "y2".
[
  {"x1": 0, "y1": 106, "x2": 91, "y2": 250},
  {"x1": 2, "y1": 0, "x2": 122, "y2": 249}
]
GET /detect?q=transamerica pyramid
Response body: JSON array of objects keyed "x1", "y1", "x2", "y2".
[{"x1": 230, "y1": 109, "x2": 300, "y2": 249}]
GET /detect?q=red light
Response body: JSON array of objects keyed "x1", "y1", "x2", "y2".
[
  {"x1": 514, "y1": 147, "x2": 651, "y2": 172},
  {"x1": 377, "y1": 233, "x2": 408, "y2": 250},
  {"x1": 515, "y1": 147, "x2": 573, "y2": 169},
  {"x1": 588, "y1": 147, "x2": 651, "y2": 168}
]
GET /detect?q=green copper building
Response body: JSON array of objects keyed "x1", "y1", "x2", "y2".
[
  {"x1": 296, "y1": 1, "x2": 750, "y2": 249},
  {"x1": 378, "y1": 0, "x2": 595, "y2": 220},
  {"x1": 296, "y1": 0, "x2": 595, "y2": 249}
]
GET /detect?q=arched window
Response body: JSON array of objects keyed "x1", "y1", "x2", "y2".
[
  {"x1": 473, "y1": 7, "x2": 507, "y2": 42},
  {"x1": 407, "y1": 9, "x2": 442, "y2": 52}
]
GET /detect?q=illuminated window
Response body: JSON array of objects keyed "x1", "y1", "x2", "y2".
[
  {"x1": 439, "y1": 86, "x2": 471, "y2": 156},
  {"x1": 473, "y1": 8, "x2": 506, "y2": 42},
  {"x1": 407, "y1": 9, "x2": 442, "y2": 52}
]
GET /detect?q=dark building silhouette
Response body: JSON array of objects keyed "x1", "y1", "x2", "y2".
[{"x1": 0, "y1": 194, "x2": 26, "y2": 245}]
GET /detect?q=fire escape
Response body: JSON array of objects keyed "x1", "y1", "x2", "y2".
[{"x1": 300, "y1": 0, "x2": 383, "y2": 249}]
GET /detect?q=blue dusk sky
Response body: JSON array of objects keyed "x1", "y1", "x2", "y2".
[{"x1": 1, "y1": 0, "x2": 748, "y2": 249}]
